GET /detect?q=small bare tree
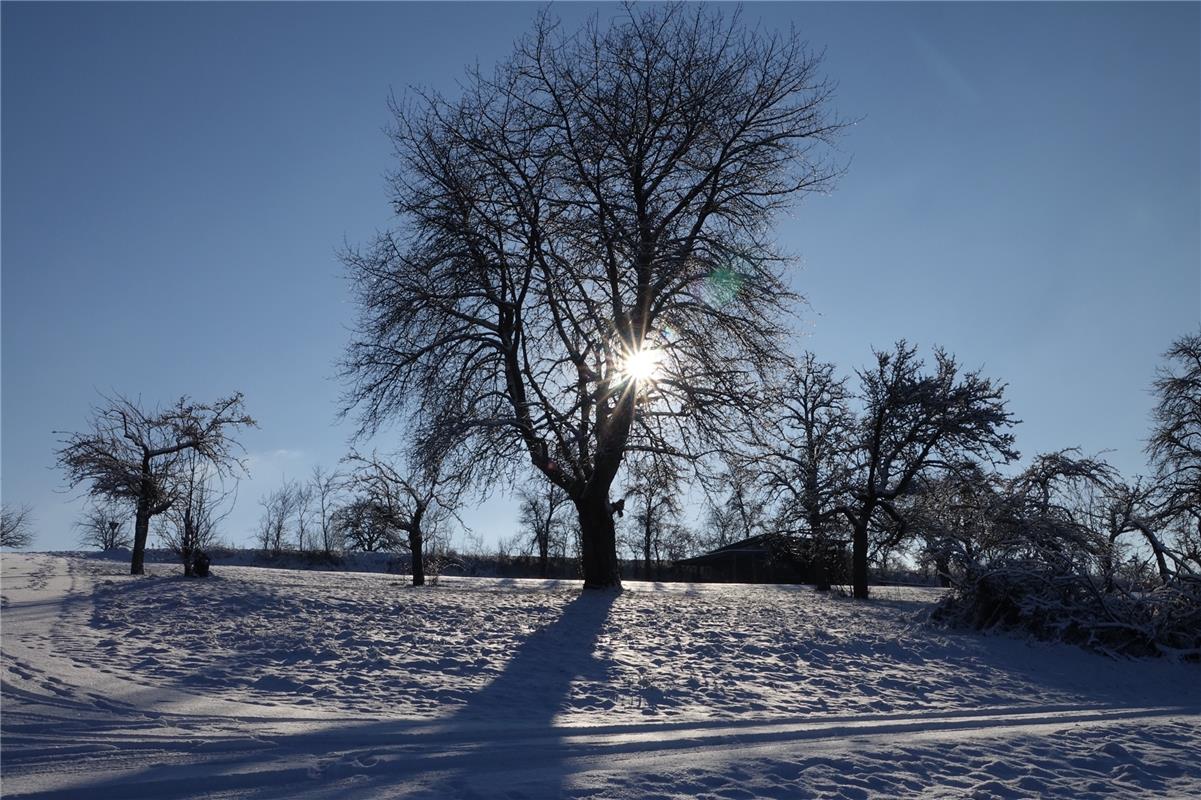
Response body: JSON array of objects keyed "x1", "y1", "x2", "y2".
[
  {"x1": 293, "y1": 482, "x2": 315, "y2": 553},
  {"x1": 161, "y1": 450, "x2": 234, "y2": 575},
  {"x1": 56, "y1": 393, "x2": 255, "y2": 574},
  {"x1": 756, "y1": 353, "x2": 855, "y2": 589},
  {"x1": 621, "y1": 455, "x2": 683, "y2": 580},
  {"x1": 76, "y1": 502, "x2": 132, "y2": 551},
  {"x1": 310, "y1": 465, "x2": 346, "y2": 556},
  {"x1": 257, "y1": 481, "x2": 301, "y2": 556},
  {"x1": 336, "y1": 497, "x2": 401, "y2": 553},
  {"x1": 703, "y1": 460, "x2": 771, "y2": 551},
  {"x1": 346, "y1": 451, "x2": 463, "y2": 587},
  {"x1": 518, "y1": 481, "x2": 571, "y2": 578},
  {"x1": 0, "y1": 504, "x2": 34, "y2": 548}
]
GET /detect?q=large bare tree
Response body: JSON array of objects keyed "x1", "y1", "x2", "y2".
[
  {"x1": 343, "y1": 4, "x2": 844, "y2": 588},
  {"x1": 57, "y1": 393, "x2": 255, "y2": 574}
]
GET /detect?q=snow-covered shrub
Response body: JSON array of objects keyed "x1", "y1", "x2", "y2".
[
  {"x1": 935, "y1": 565, "x2": 1201, "y2": 659},
  {"x1": 932, "y1": 452, "x2": 1201, "y2": 660}
]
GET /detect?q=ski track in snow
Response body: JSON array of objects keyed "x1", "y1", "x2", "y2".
[{"x1": 1, "y1": 553, "x2": 1198, "y2": 799}]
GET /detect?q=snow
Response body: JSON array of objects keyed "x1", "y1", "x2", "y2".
[{"x1": 2, "y1": 553, "x2": 1198, "y2": 798}]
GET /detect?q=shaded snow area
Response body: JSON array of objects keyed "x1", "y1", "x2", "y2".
[{"x1": 2, "y1": 554, "x2": 1198, "y2": 798}]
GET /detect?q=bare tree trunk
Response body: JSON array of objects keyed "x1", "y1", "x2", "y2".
[
  {"x1": 538, "y1": 534, "x2": 549, "y2": 579},
  {"x1": 935, "y1": 553, "x2": 952, "y2": 588},
  {"x1": 852, "y1": 519, "x2": 870, "y2": 599},
  {"x1": 130, "y1": 457, "x2": 154, "y2": 575},
  {"x1": 577, "y1": 494, "x2": 621, "y2": 589},
  {"x1": 410, "y1": 530, "x2": 425, "y2": 587},
  {"x1": 814, "y1": 555, "x2": 832, "y2": 592},
  {"x1": 131, "y1": 501, "x2": 151, "y2": 575},
  {"x1": 643, "y1": 505, "x2": 653, "y2": 580}
]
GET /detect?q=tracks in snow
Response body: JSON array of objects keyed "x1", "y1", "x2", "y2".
[{"x1": 3, "y1": 703, "x2": 1196, "y2": 799}]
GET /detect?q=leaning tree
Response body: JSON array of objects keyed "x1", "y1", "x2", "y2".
[
  {"x1": 56, "y1": 393, "x2": 255, "y2": 574},
  {"x1": 343, "y1": 4, "x2": 844, "y2": 587}
]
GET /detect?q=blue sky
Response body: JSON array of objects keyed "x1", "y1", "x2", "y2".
[{"x1": 3, "y1": 2, "x2": 1198, "y2": 553}]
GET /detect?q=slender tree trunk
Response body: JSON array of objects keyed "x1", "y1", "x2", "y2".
[
  {"x1": 935, "y1": 553, "x2": 952, "y2": 588},
  {"x1": 852, "y1": 518, "x2": 870, "y2": 599},
  {"x1": 577, "y1": 493, "x2": 621, "y2": 589},
  {"x1": 539, "y1": 531, "x2": 549, "y2": 578},
  {"x1": 410, "y1": 530, "x2": 425, "y2": 587},
  {"x1": 643, "y1": 515, "x2": 652, "y2": 581},
  {"x1": 808, "y1": 507, "x2": 832, "y2": 591},
  {"x1": 814, "y1": 554, "x2": 831, "y2": 592},
  {"x1": 131, "y1": 457, "x2": 154, "y2": 575},
  {"x1": 131, "y1": 501, "x2": 151, "y2": 575}
]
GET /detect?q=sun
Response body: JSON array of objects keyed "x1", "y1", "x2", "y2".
[{"x1": 620, "y1": 346, "x2": 663, "y2": 384}]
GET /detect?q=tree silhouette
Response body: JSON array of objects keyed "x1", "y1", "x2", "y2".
[
  {"x1": 57, "y1": 393, "x2": 255, "y2": 574},
  {"x1": 342, "y1": 4, "x2": 844, "y2": 588},
  {"x1": 836, "y1": 343, "x2": 1018, "y2": 598}
]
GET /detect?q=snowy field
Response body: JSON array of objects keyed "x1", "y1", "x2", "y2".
[{"x1": 2, "y1": 553, "x2": 1198, "y2": 798}]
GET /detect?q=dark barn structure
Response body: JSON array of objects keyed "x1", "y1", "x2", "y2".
[{"x1": 675, "y1": 534, "x2": 849, "y2": 585}]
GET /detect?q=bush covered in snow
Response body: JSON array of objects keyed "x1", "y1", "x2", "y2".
[
  {"x1": 930, "y1": 449, "x2": 1201, "y2": 660},
  {"x1": 935, "y1": 566, "x2": 1201, "y2": 659}
]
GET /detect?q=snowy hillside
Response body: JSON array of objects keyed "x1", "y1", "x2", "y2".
[{"x1": 2, "y1": 553, "x2": 1198, "y2": 798}]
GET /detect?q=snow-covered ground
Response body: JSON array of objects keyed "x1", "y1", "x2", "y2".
[{"x1": 2, "y1": 553, "x2": 1198, "y2": 798}]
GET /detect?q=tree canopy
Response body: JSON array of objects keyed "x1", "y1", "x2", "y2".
[{"x1": 343, "y1": 4, "x2": 844, "y2": 587}]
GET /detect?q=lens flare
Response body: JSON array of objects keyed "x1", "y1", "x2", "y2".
[{"x1": 621, "y1": 347, "x2": 662, "y2": 383}]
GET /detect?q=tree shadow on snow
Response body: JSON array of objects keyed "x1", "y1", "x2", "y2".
[{"x1": 34, "y1": 588, "x2": 620, "y2": 800}]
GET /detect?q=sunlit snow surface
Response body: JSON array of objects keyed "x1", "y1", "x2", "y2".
[{"x1": 2, "y1": 553, "x2": 1198, "y2": 798}]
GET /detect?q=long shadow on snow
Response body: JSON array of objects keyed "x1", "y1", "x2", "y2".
[{"x1": 19, "y1": 588, "x2": 620, "y2": 800}]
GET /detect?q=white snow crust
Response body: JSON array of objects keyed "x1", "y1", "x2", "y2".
[{"x1": 2, "y1": 553, "x2": 1198, "y2": 798}]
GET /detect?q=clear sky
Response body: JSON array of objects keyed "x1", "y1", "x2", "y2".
[{"x1": 3, "y1": 2, "x2": 1198, "y2": 553}]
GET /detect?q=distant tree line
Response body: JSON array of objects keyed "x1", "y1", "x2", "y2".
[{"x1": 250, "y1": 452, "x2": 462, "y2": 587}]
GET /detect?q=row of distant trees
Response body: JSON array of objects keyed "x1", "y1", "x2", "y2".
[
  {"x1": 251, "y1": 454, "x2": 461, "y2": 586},
  {"x1": 53, "y1": 393, "x2": 459, "y2": 586},
  {"x1": 540, "y1": 333, "x2": 1197, "y2": 603}
]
